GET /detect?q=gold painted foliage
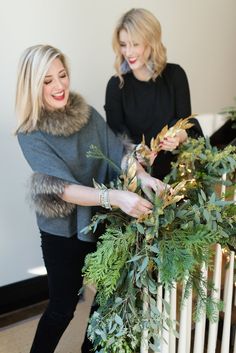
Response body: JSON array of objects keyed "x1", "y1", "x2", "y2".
[
  {"x1": 121, "y1": 155, "x2": 138, "y2": 192},
  {"x1": 135, "y1": 116, "x2": 195, "y2": 165},
  {"x1": 137, "y1": 180, "x2": 190, "y2": 223},
  {"x1": 151, "y1": 116, "x2": 195, "y2": 152}
]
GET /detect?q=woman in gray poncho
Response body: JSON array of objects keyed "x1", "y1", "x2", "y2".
[{"x1": 15, "y1": 44, "x2": 165, "y2": 353}]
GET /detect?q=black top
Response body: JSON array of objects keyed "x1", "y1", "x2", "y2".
[{"x1": 105, "y1": 63, "x2": 203, "y2": 179}]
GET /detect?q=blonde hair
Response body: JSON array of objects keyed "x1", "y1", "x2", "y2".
[
  {"x1": 15, "y1": 44, "x2": 69, "y2": 133},
  {"x1": 112, "y1": 8, "x2": 167, "y2": 86}
]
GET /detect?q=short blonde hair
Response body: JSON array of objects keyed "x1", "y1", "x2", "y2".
[
  {"x1": 112, "y1": 8, "x2": 167, "y2": 86},
  {"x1": 15, "y1": 44, "x2": 69, "y2": 133}
]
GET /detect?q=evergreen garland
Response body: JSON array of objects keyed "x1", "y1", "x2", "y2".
[{"x1": 82, "y1": 135, "x2": 236, "y2": 353}]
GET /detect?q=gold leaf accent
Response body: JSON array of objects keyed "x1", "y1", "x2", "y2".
[
  {"x1": 150, "y1": 125, "x2": 168, "y2": 152},
  {"x1": 126, "y1": 156, "x2": 137, "y2": 180},
  {"x1": 135, "y1": 135, "x2": 157, "y2": 167},
  {"x1": 161, "y1": 179, "x2": 191, "y2": 209},
  {"x1": 137, "y1": 213, "x2": 150, "y2": 223},
  {"x1": 163, "y1": 195, "x2": 185, "y2": 208},
  {"x1": 122, "y1": 155, "x2": 138, "y2": 192},
  {"x1": 134, "y1": 116, "x2": 196, "y2": 163},
  {"x1": 150, "y1": 116, "x2": 195, "y2": 153},
  {"x1": 127, "y1": 177, "x2": 138, "y2": 192}
]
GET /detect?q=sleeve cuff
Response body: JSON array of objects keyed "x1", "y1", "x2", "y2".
[{"x1": 29, "y1": 173, "x2": 76, "y2": 218}]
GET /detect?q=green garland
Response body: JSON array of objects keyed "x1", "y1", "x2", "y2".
[{"x1": 83, "y1": 137, "x2": 236, "y2": 353}]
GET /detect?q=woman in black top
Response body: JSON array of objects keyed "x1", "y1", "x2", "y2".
[{"x1": 105, "y1": 8, "x2": 203, "y2": 179}]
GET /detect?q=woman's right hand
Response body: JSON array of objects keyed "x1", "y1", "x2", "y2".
[{"x1": 109, "y1": 189, "x2": 153, "y2": 218}]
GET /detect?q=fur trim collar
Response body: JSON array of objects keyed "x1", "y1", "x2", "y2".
[{"x1": 36, "y1": 92, "x2": 91, "y2": 136}]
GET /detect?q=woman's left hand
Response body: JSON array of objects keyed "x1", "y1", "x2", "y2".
[{"x1": 159, "y1": 130, "x2": 187, "y2": 151}]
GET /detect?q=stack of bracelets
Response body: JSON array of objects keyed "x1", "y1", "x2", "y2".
[{"x1": 99, "y1": 187, "x2": 112, "y2": 210}]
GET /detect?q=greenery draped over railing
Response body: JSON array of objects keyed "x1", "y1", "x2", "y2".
[{"x1": 82, "y1": 123, "x2": 236, "y2": 353}]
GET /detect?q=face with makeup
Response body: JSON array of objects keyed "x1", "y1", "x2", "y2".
[
  {"x1": 43, "y1": 58, "x2": 70, "y2": 110},
  {"x1": 119, "y1": 29, "x2": 151, "y2": 80}
]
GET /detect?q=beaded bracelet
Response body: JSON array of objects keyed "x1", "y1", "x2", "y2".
[{"x1": 99, "y1": 188, "x2": 112, "y2": 210}]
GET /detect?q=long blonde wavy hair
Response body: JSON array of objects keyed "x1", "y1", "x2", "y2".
[
  {"x1": 15, "y1": 44, "x2": 69, "y2": 134},
  {"x1": 112, "y1": 8, "x2": 167, "y2": 87}
]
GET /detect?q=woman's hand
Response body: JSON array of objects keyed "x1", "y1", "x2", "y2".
[
  {"x1": 109, "y1": 189, "x2": 153, "y2": 218},
  {"x1": 134, "y1": 161, "x2": 168, "y2": 200},
  {"x1": 135, "y1": 146, "x2": 157, "y2": 167},
  {"x1": 159, "y1": 130, "x2": 188, "y2": 151},
  {"x1": 137, "y1": 169, "x2": 168, "y2": 200}
]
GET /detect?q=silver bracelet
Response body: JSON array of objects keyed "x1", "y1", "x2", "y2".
[{"x1": 99, "y1": 188, "x2": 112, "y2": 210}]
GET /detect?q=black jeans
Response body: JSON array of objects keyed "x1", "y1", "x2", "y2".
[{"x1": 30, "y1": 231, "x2": 97, "y2": 353}]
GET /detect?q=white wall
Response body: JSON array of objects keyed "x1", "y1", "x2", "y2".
[{"x1": 0, "y1": 0, "x2": 235, "y2": 286}]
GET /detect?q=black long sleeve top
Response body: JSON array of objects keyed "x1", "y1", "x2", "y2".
[{"x1": 105, "y1": 63, "x2": 203, "y2": 179}]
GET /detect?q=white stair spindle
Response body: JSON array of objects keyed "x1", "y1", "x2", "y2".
[
  {"x1": 220, "y1": 251, "x2": 234, "y2": 353},
  {"x1": 207, "y1": 244, "x2": 222, "y2": 353},
  {"x1": 193, "y1": 264, "x2": 207, "y2": 353},
  {"x1": 169, "y1": 283, "x2": 177, "y2": 353}
]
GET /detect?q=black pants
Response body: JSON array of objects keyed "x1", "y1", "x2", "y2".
[{"x1": 30, "y1": 231, "x2": 97, "y2": 353}]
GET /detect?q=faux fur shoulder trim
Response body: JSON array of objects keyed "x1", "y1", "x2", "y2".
[{"x1": 36, "y1": 92, "x2": 91, "y2": 136}]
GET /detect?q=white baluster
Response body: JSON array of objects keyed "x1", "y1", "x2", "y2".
[
  {"x1": 169, "y1": 283, "x2": 177, "y2": 353},
  {"x1": 207, "y1": 244, "x2": 222, "y2": 353},
  {"x1": 193, "y1": 263, "x2": 207, "y2": 353},
  {"x1": 221, "y1": 173, "x2": 227, "y2": 199},
  {"x1": 161, "y1": 287, "x2": 170, "y2": 353},
  {"x1": 154, "y1": 273, "x2": 163, "y2": 353},
  {"x1": 178, "y1": 278, "x2": 191, "y2": 353},
  {"x1": 220, "y1": 251, "x2": 234, "y2": 353},
  {"x1": 186, "y1": 287, "x2": 193, "y2": 353}
]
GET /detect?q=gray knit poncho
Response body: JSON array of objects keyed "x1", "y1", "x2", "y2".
[{"x1": 17, "y1": 92, "x2": 124, "y2": 242}]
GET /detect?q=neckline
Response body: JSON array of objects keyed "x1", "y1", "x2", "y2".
[{"x1": 130, "y1": 71, "x2": 153, "y2": 84}]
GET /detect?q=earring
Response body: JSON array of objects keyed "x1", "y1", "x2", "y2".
[
  {"x1": 146, "y1": 59, "x2": 155, "y2": 73},
  {"x1": 120, "y1": 60, "x2": 131, "y2": 74}
]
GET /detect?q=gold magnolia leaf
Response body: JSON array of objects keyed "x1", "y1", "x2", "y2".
[
  {"x1": 137, "y1": 213, "x2": 150, "y2": 223},
  {"x1": 122, "y1": 174, "x2": 138, "y2": 192},
  {"x1": 150, "y1": 116, "x2": 196, "y2": 153},
  {"x1": 163, "y1": 195, "x2": 185, "y2": 209},
  {"x1": 135, "y1": 143, "x2": 156, "y2": 167},
  {"x1": 160, "y1": 179, "x2": 190, "y2": 209},
  {"x1": 127, "y1": 177, "x2": 138, "y2": 192},
  {"x1": 121, "y1": 155, "x2": 138, "y2": 192},
  {"x1": 148, "y1": 260, "x2": 155, "y2": 271},
  {"x1": 126, "y1": 156, "x2": 137, "y2": 180},
  {"x1": 165, "y1": 119, "x2": 194, "y2": 138},
  {"x1": 171, "y1": 180, "x2": 189, "y2": 195},
  {"x1": 150, "y1": 125, "x2": 168, "y2": 151},
  {"x1": 135, "y1": 143, "x2": 152, "y2": 159},
  {"x1": 141, "y1": 134, "x2": 146, "y2": 145}
]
